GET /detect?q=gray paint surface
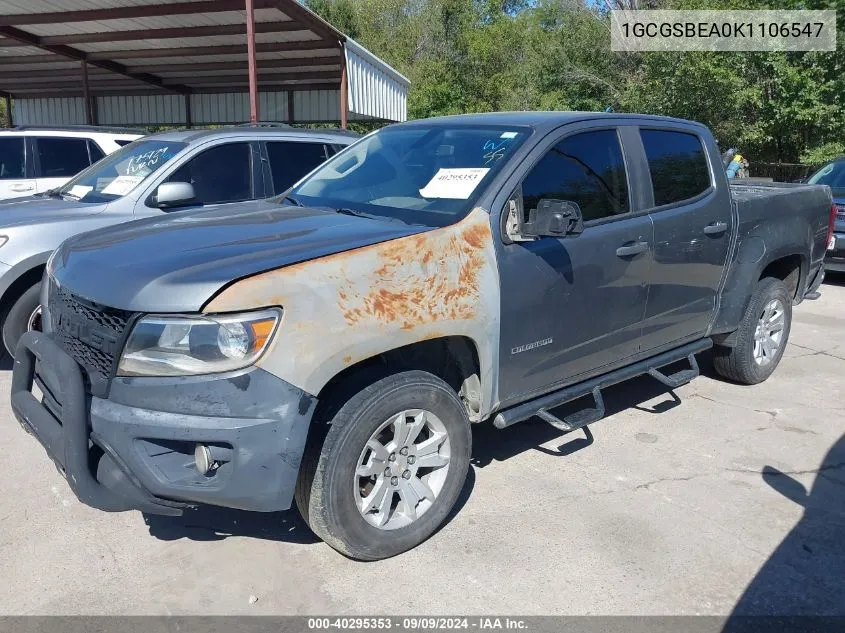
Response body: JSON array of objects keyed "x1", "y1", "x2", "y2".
[{"x1": 52, "y1": 203, "x2": 428, "y2": 311}]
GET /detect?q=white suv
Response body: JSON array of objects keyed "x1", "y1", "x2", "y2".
[{"x1": 0, "y1": 126, "x2": 142, "y2": 200}]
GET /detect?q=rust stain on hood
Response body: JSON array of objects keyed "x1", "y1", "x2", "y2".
[{"x1": 205, "y1": 207, "x2": 500, "y2": 406}]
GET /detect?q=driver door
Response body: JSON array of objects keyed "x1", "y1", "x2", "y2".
[{"x1": 496, "y1": 126, "x2": 653, "y2": 404}]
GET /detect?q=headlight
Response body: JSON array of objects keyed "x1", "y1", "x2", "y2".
[{"x1": 117, "y1": 308, "x2": 281, "y2": 377}]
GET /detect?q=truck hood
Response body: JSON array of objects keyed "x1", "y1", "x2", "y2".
[
  {"x1": 0, "y1": 195, "x2": 107, "y2": 228},
  {"x1": 52, "y1": 202, "x2": 430, "y2": 312}
]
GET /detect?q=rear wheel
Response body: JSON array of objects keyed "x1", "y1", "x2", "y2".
[
  {"x1": 713, "y1": 277, "x2": 792, "y2": 385},
  {"x1": 296, "y1": 370, "x2": 471, "y2": 560},
  {"x1": 2, "y1": 283, "x2": 42, "y2": 358}
]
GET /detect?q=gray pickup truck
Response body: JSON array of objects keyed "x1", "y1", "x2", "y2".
[
  {"x1": 11, "y1": 112, "x2": 833, "y2": 560},
  {"x1": 0, "y1": 126, "x2": 354, "y2": 357}
]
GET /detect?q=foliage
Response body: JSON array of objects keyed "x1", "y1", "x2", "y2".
[{"x1": 307, "y1": 0, "x2": 845, "y2": 164}]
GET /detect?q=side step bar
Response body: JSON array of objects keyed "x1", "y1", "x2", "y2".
[
  {"x1": 648, "y1": 353, "x2": 699, "y2": 389},
  {"x1": 493, "y1": 338, "x2": 712, "y2": 431}
]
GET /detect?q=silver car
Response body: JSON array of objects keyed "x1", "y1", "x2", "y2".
[{"x1": 0, "y1": 126, "x2": 356, "y2": 356}]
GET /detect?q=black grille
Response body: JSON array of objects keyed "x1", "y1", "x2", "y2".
[{"x1": 48, "y1": 278, "x2": 132, "y2": 398}]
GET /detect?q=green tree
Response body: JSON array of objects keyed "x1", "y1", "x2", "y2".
[{"x1": 307, "y1": 0, "x2": 844, "y2": 165}]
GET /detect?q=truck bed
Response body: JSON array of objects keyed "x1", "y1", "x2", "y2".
[{"x1": 729, "y1": 180, "x2": 829, "y2": 204}]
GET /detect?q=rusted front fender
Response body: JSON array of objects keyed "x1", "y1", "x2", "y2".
[{"x1": 205, "y1": 208, "x2": 501, "y2": 418}]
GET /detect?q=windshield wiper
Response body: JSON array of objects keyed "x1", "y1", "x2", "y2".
[
  {"x1": 332, "y1": 207, "x2": 411, "y2": 225},
  {"x1": 334, "y1": 207, "x2": 375, "y2": 219},
  {"x1": 282, "y1": 194, "x2": 303, "y2": 207}
]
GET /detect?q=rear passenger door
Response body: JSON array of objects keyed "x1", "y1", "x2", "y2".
[
  {"x1": 263, "y1": 140, "x2": 336, "y2": 195},
  {"x1": 32, "y1": 137, "x2": 96, "y2": 193},
  {"x1": 638, "y1": 127, "x2": 733, "y2": 352},
  {"x1": 0, "y1": 137, "x2": 34, "y2": 199}
]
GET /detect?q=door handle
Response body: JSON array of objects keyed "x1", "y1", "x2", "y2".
[
  {"x1": 703, "y1": 221, "x2": 728, "y2": 235},
  {"x1": 10, "y1": 184, "x2": 34, "y2": 192},
  {"x1": 615, "y1": 241, "x2": 649, "y2": 257}
]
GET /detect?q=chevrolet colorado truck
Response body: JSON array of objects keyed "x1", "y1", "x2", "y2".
[{"x1": 11, "y1": 112, "x2": 834, "y2": 560}]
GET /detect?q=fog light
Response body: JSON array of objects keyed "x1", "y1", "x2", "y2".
[{"x1": 194, "y1": 444, "x2": 213, "y2": 475}]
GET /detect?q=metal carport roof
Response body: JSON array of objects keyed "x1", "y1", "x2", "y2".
[{"x1": 0, "y1": 0, "x2": 409, "y2": 127}]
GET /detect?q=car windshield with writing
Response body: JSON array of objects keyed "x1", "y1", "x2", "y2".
[
  {"x1": 287, "y1": 125, "x2": 529, "y2": 227},
  {"x1": 808, "y1": 158, "x2": 845, "y2": 198},
  {"x1": 54, "y1": 140, "x2": 187, "y2": 204}
]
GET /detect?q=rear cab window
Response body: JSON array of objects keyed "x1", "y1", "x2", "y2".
[{"x1": 640, "y1": 129, "x2": 712, "y2": 207}]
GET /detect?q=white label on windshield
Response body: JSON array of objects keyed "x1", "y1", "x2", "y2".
[
  {"x1": 419, "y1": 168, "x2": 490, "y2": 199},
  {"x1": 500, "y1": 131, "x2": 518, "y2": 139},
  {"x1": 68, "y1": 185, "x2": 92, "y2": 199},
  {"x1": 101, "y1": 175, "x2": 144, "y2": 196}
]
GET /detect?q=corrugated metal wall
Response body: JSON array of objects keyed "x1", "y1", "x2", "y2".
[
  {"x1": 13, "y1": 97, "x2": 87, "y2": 126},
  {"x1": 97, "y1": 94, "x2": 186, "y2": 125},
  {"x1": 12, "y1": 42, "x2": 409, "y2": 126},
  {"x1": 345, "y1": 39, "x2": 409, "y2": 122},
  {"x1": 12, "y1": 88, "x2": 403, "y2": 127}
]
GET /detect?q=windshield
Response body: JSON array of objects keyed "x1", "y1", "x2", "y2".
[
  {"x1": 288, "y1": 125, "x2": 529, "y2": 226},
  {"x1": 55, "y1": 139, "x2": 187, "y2": 204},
  {"x1": 808, "y1": 159, "x2": 845, "y2": 197}
]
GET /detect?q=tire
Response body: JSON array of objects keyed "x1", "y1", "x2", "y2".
[
  {"x1": 2, "y1": 283, "x2": 42, "y2": 358},
  {"x1": 713, "y1": 277, "x2": 792, "y2": 385},
  {"x1": 296, "y1": 370, "x2": 471, "y2": 560}
]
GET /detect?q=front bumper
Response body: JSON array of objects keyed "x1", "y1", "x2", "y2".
[{"x1": 11, "y1": 331, "x2": 316, "y2": 516}]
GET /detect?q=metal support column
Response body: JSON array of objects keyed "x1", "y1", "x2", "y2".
[
  {"x1": 81, "y1": 60, "x2": 93, "y2": 124},
  {"x1": 245, "y1": 0, "x2": 259, "y2": 123},
  {"x1": 339, "y1": 53, "x2": 348, "y2": 130},
  {"x1": 3, "y1": 93, "x2": 11, "y2": 127}
]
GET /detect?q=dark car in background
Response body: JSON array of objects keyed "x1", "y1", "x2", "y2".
[{"x1": 809, "y1": 158, "x2": 845, "y2": 272}]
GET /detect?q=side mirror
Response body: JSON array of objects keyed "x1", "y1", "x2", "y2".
[
  {"x1": 154, "y1": 182, "x2": 196, "y2": 209},
  {"x1": 521, "y1": 198, "x2": 584, "y2": 239}
]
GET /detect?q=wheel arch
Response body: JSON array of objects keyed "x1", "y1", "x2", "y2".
[
  {"x1": 314, "y1": 335, "x2": 485, "y2": 424},
  {"x1": 0, "y1": 253, "x2": 50, "y2": 325},
  {"x1": 712, "y1": 248, "x2": 805, "y2": 346}
]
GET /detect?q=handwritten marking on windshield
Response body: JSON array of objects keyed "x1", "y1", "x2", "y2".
[{"x1": 125, "y1": 147, "x2": 170, "y2": 176}]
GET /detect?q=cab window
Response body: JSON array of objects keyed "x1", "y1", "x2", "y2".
[{"x1": 521, "y1": 129, "x2": 629, "y2": 222}]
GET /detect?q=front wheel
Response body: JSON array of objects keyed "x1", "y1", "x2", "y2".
[
  {"x1": 713, "y1": 277, "x2": 792, "y2": 385},
  {"x1": 296, "y1": 371, "x2": 471, "y2": 560}
]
